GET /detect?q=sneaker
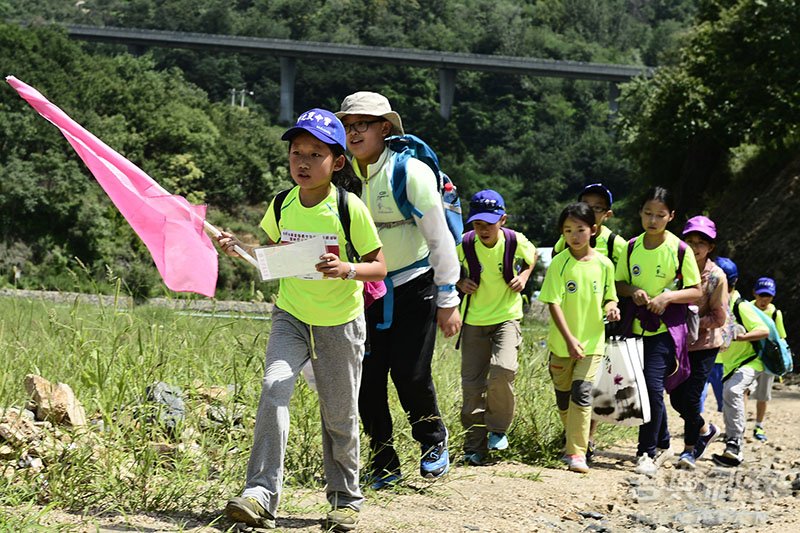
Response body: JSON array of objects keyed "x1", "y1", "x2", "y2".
[
  {"x1": 676, "y1": 450, "x2": 696, "y2": 470},
  {"x1": 693, "y1": 423, "x2": 719, "y2": 460},
  {"x1": 225, "y1": 496, "x2": 276, "y2": 529},
  {"x1": 364, "y1": 472, "x2": 400, "y2": 491},
  {"x1": 586, "y1": 440, "x2": 596, "y2": 463},
  {"x1": 753, "y1": 426, "x2": 768, "y2": 442},
  {"x1": 634, "y1": 454, "x2": 658, "y2": 476},
  {"x1": 712, "y1": 438, "x2": 743, "y2": 467},
  {"x1": 653, "y1": 447, "x2": 673, "y2": 467},
  {"x1": 325, "y1": 506, "x2": 359, "y2": 532},
  {"x1": 566, "y1": 454, "x2": 589, "y2": 473},
  {"x1": 420, "y1": 441, "x2": 450, "y2": 478},
  {"x1": 488, "y1": 432, "x2": 509, "y2": 450},
  {"x1": 461, "y1": 451, "x2": 485, "y2": 466}
]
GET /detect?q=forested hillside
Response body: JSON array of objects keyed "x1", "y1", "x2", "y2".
[{"x1": 2, "y1": 0, "x2": 798, "y2": 332}]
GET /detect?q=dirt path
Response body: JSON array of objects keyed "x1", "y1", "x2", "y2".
[{"x1": 11, "y1": 381, "x2": 800, "y2": 532}]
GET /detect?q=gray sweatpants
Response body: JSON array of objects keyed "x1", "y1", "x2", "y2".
[
  {"x1": 241, "y1": 307, "x2": 365, "y2": 516},
  {"x1": 722, "y1": 364, "x2": 762, "y2": 442}
]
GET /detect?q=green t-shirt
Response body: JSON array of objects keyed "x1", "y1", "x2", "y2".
[
  {"x1": 538, "y1": 251, "x2": 618, "y2": 358},
  {"x1": 553, "y1": 225, "x2": 626, "y2": 266},
  {"x1": 260, "y1": 186, "x2": 382, "y2": 326},
  {"x1": 750, "y1": 300, "x2": 786, "y2": 339},
  {"x1": 723, "y1": 291, "x2": 768, "y2": 375},
  {"x1": 615, "y1": 231, "x2": 702, "y2": 336},
  {"x1": 457, "y1": 230, "x2": 537, "y2": 326}
]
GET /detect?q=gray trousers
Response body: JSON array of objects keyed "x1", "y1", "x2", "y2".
[
  {"x1": 722, "y1": 364, "x2": 762, "y2": 442},
  {"x1": 460, "y1": 320, "x2": 521, "y2": 453},
  {"x1": 242, "y1": 307, "x2": 365, "y2": 516}
]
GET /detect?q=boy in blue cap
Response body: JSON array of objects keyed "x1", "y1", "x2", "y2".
[
  {"x1": 749, "y1": 277, "x2": 787, "y2": 441},
  {"x1": 456, "y1": 190, "x2": 537, "y2": 464},
  {"x1": 712, "y1": 258, "x2": 770, "y2": 467}
]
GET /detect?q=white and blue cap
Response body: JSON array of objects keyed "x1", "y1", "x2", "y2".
[
  {"x1": 281, "y1": 108, "x2": 346, "y2": 150},
  {"x1": 754, "y1": 277, "x2": 776, "y2": 296}
]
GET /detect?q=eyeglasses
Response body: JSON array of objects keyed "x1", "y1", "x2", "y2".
[
  {"x1": 343, "y1": 119, "x2": 383, "y2": 134},
  {"x1": 587, "y1": 205, "x2": 609, "y2": 214},
  {"x1": 470, "y1": 198, "x2": 503, "y2": 211}
]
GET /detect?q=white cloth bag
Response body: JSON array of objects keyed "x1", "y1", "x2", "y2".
[{"x1": 591, "y1": 337, "x2": 651, "y2": 426}]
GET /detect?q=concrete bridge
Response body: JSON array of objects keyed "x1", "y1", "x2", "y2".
[{"x1": 64, "y1": 24, "x2": 653, "y2": 123}]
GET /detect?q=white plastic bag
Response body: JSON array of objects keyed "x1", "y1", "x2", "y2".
[{"x1": 591, "y1": 337, "x2": 650, "y2": 426}]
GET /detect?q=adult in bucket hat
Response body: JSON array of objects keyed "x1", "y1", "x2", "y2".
[{"x1": 338, "y1": 91, "x2": 461, "y2": 489}]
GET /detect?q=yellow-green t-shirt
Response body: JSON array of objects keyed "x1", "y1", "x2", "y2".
[
  {"x1": 722, "y1": 291, "x2": 768, "y2": 374},
  {"x1": 538, "y1": 251, "x2": 618, "y2": 357},
  {"x1": 553, "y1": 225, "x2": 626, "y2": 266},
  {"x1": 457, "y1": 230, "x2": 537, "y2": 326},
  {"x1": 260, "y1": 186, "x2": 382, "y2": 326},
  {"x1": 615, "y1": 231, "x2": 702, "y2": 336},
  {"x1": 750, "y1": 300, "x2": 786, "y2": 339}
]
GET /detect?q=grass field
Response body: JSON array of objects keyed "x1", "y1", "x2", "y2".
[{"x1": 0, "y1": 293, "x2": 630, "y2": 528}]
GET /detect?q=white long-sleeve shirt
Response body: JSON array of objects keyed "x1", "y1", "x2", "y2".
[{"x1": 353, "y1": 147, "x2": 460, "y2": 308}]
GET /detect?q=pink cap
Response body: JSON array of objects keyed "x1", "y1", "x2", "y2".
[{"x1": 682, "y1": 215, "x2": 717, "y2": 240}]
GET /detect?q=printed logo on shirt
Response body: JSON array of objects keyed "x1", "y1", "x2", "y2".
[
  {"x1": 632, "y1": 264, "x2": 641, "y2": 277},
  {"x1": 375, "y1": 190, "x2": 394, "y2": 215},
  {"x1": 655, "y1": 264, "x2": 666, "y2": 279},
  {"x1": 566, "y1": 280, "x2": 578, "y2": 293},
  {"x1": 592, "y1": 280, "x2": 600, "y2": 294}
]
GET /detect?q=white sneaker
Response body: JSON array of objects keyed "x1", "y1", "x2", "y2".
[
  {"x1": 634, "y1": 454, "x2": 658, "y2": 476},
  {"x1": 653, "y1": 447, "x2": 673, "y2": 467},
  {"x1": 565, "y1": 454, "x2": 589, "y2": 474}
]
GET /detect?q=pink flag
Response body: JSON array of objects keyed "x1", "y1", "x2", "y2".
[{"x1": 6, "y1": 76, "x2": 218, "y2": 298}]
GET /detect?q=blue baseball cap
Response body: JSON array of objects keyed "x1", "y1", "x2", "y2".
[
  {"x1": 579, "y1": 183, "x2": 613, "y2": 207},
  {"x1": 466, "y1": 189, "x2": 506, "y2": 224},
  {"x1": 754, "y1": 277, "x2": 776, "y2": 296},
  {"x1": 281, "y1": 108, "x2": 346, "y2": 150},
  {"x1": 716, "y1": 257, "x2": 738, "y2": 284}
]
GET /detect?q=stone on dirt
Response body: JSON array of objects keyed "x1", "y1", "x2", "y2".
[{"x1": 24, "y1": 374, "x2": 87, "y2": 426}]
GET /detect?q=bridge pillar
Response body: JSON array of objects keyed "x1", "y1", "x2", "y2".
[
  {"x1": 608, "y1": 82, "x2": 620, "y2": 114},
  {"x1": 439, "y1": 69, "x2": 456, "y2": 120},
  {"x1": 279, "y1": 57, "x2": 296, "y2": 124}
]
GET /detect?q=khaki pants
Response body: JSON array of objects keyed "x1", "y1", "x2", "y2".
[
  {"x1": 549, "y1": 353, "x2": 601, "y2": 457},
  {"x1": 460, "y1": 320, "x2": 521, "y2": 453}
]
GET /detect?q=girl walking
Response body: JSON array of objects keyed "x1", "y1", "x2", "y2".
[
  {"x1": 539, "y1": 203, "x2": 619, "y2": 473},
  {"x1": 218, "y1": 108, "x2": 386, "y2": 531},
  {"x1": 615, "y1": 187, "x2": 702, "y2": 476}
]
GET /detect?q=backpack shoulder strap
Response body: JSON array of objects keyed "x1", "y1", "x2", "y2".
[
  {"x1": 462, "y1": 230, "x2": 480, "y2": 284},
  {"x1": 271, "y1": 189, "x2": 291, "y2": 242},
  {"x1": 390, "y1": 150, "x2": 416, "y2": 220},
  {"x1": 626, "y1": 237, "x2": 637, "y2": 281},
  {"x1": 732, "y1": 296, "x2": 744, "y2": 325},
  {"x1": 676, "y1": 240, "x2": 687, "y2": 289},
  {"x1": 772, "y1": 308, "x2": 778, "y2": 321},
  {"x1": 502, "y1": 227, "x2": 518, "y2": 283},
  {"x1": 336, "y1": 186, "x2": 358, "y2": 262},
  {"x1": 607, "y1": 232, "x2": 617, "y2": 261}
]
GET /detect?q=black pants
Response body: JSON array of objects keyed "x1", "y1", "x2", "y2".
[
  {"x1": 359, "y1": 270, "x2": 446, "y2": 476},
  {"x1": 670, "y1": 347, "x2": 719, "y2": 446}
]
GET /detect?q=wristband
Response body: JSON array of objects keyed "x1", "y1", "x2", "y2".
[
  {"x1": 345, "y1": 263, "x2": 357, "y2": 280},
  {"x1": 437, "y1": 284, "x2": 456, "y2": 292}
]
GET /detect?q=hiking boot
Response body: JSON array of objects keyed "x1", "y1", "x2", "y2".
[
  {"x1": 586, "y1": 440, "x2": 596, "y2": 463},
  {"x1": 653, "y1": 447, "x2": 673, "y2": 467},
  {"x1": 461, "y1": 451, "x2": 485, "y2": 466},
  {"x1": 676, "y1": 451, "x2": 696, "y2": 470},
  {"x1": 420, "y1": 441, "x2": 450, "y2": 478},
  {"x1": 753, "y1": 426, "x2": 768, "y2": 442},
  {"x1": 363, "y1": 472, "x2": 400, "y2": 491},
  {"x1": 325, "y1": 506, "x2": 359, "y2": 532},
  {"x1": 225, "y1": 496, "x2": 276, "y2": 529},
  {"x1": 566, "y1": 454, "x2": 589, "y2": 474},
  {"x1": 634, "y1": 454, "x2": 657, "y2": 476},
  {"x1": 693, "y1": 423, "x2": 719, "y2": 460},
  {"x1": 712, "y1": 438, "x2": 743, "y2": 467},
  {"x1": 487, "y1": 432, "x2": 509, "y2": 451}
]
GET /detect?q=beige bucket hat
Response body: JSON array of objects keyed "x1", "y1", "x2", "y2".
[{"x1": 335, "y1": 91, "x2": 404, "y2": 135}]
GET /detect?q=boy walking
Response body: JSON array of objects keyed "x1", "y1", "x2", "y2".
[
  {"x1": 749, "y1": 277, "x2": 787, "y2": 441},
  {"x1": 712, "y1": 258, "x2": 770, "y2": 467},
  {"x1": 456, "y1": 190, "x2": 537, "y2": 465}
]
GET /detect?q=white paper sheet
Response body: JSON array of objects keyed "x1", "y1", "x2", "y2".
[{"x1": 254, "y1": 235, "x2": 326, "y2": 281}]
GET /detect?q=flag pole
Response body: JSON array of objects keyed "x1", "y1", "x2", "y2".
[{"x1": 202, "y1": 221, "x2": 259, "y2": 268}]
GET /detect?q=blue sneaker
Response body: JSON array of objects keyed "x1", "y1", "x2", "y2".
[
  {"x1": 676, "y1": 450, "x2": 696, "y2": 470},
  {"x1": 420, "y1": 441, "x2": 449, "y2": 478},
  {"x1": 365, "y1": 472, "x2": 400, "y2": 491},
  {"x1": 487, "y1": 432, "x2": 509, "y2": 451},
  {"x1": 753, "y1": 426, "x2": 768, "y2": 442},
  {"x1": 693, "y1": 423, "x2": 719, "y2": 460}
]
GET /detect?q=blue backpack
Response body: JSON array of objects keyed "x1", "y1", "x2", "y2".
[
  {"x1": 731, "y1": 297, "x2": 793, "y2": 377},
  {"x1": 385, "y1": 134, "x2": 464, "y2": 245}
]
